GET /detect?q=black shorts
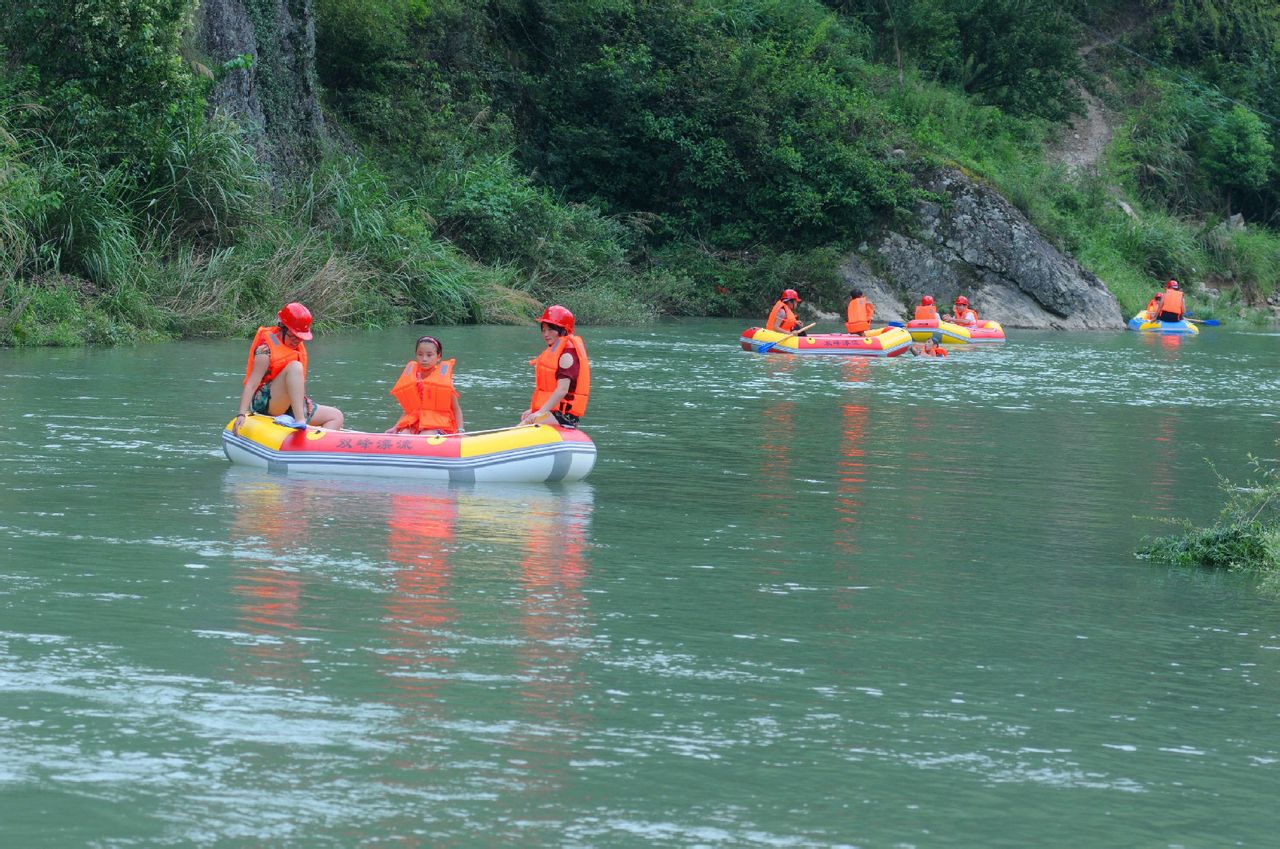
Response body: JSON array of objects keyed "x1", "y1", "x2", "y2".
[
  {"x1": 1158, "y1": 311, "x2": 1182, "y2": 323},
  {"x1": 551, "y1": 410, "x2": 580, "y2": 428},
  {"x1": 251, "y1": 382, "x2": 315, "y2": 421}
]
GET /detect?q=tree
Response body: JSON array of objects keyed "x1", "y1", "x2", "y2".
[{"x1": 1202, "y1": 105, "x2": 1274, "y2": 213}]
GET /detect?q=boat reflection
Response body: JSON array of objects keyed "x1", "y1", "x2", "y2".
[
  {"x1": 222, "y1": 470, "x2": 596, "y2": 763},
  {"x1": 835, "y1": 359, "x2": 871, "y2": 557}
]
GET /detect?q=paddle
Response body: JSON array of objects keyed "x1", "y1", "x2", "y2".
[
  {"x1": 1184, "y1": 317, "x2": 1221, "y2": 326},
  {"x1": 887, "y1": 321, "x2": 905, "y2": 327},
  {"x1": 757, "y1": 322, "x2": 816, "y2": 353}
]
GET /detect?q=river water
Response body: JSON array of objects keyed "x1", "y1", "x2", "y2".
[{"x1": 1, "y1": 320, "x2": 1278, "y2": 847}]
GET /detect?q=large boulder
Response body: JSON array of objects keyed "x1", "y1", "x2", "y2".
[{"x1": 840, "y1": 168, "x2": 1124, "y2": 329}]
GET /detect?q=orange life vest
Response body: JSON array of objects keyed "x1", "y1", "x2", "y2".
[
  {"x1": 1145, "y1": 296, "x2": 1162, "y2": 320},
  {"x1": 845, "y1": 297, "x2": 874, "y2": 333},
  {"x1": 767, "y1": 300, "x2": 799, "y2": 332},
  {"x1": 1160, "y1": 289, "x2": 1184, "y2": 318},
  {"x1": 914, "y1": 304, "x2": 938, "y2": 321},
  {"x1": 244, "y1": 326, "x2": 307, "y2": 390},
  {"x1": 953, "y1": 307, "x2": 978, "y2": 327},
  {"x1": 531, "y1": 335, "x2": 590, "y2": 418},
  {"x1": 391, "y1": 359, "x2": 459, "y2": 433}
]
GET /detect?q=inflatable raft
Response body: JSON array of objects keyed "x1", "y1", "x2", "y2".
[
  {"x1": 222, "y1": 415, "x2": 596, "y2": 483},
  {"x1": 739, "y1": 326, "x2": 913, "y2": 356},
  {"x1": 1126, "y1": 313, "x2": 1199, "y2": 335},
  {"x1": 906, "y1": 318, "x2": 1006, "y2": 344}
]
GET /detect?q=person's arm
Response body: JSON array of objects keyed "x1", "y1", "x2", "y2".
[
  {"x1": 452, "y1": 395, "x2": 464, "y2": 432},
  {"x1": 521, "y1": 350, "x2": 574, "y2": 424},
  {"x1": 233, "y1": 347, "x2": 270, "y2": 433}
]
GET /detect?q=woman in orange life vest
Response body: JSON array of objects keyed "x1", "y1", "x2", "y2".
[
  {"x1": 386, "y1": 335, "x2": 464, "y2": 435},
  {"x1": 1158, "y1": 279, "x2": 1185, "y2": 322},
  {"x1": 946, "y1": 295, "x2": 978, "y2": 327},
  {"x1": 844, "y1": 289, "x2": 875, "y2": 335},
  {"x1": 521, "y1": 305, "x2": 591, "y2": 428},
  {"x1": 914, "y1": 294, "x2": 939, "y2": 321},
  {"x1": 766, "y1": 288, "x2": 805, "y2": 335},
  {"x1": 233, "y1": 303, "x2": 344, "y2": 433}
]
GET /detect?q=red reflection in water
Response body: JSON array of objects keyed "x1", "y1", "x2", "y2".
[
  {"x1": 227, "y1": 481, "x2": 310, "y2": 684},
  {"x1": 758, "y1": 357, "x2": 799, "y2": 522},
  {"x1": 512, "y1": 492, "x2": 593, "y2": 795},
  {"x1": 1149, "y1": 414, "x2": 1179, "y2": 516},
  {"x1": 835, "y1": 359, "x2": 871, "y2": 557},
  {"x1": 382, "y1": 491, "x2": 459, "y2": 705}
]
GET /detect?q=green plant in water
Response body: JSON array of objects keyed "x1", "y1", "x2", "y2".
[{"x1": 1139, "y1": 444, "x2": 1280, "y2": 591}]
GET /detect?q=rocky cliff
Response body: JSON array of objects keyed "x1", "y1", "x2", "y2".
[
  {"x1": 840, "y1": 169, "x2": 1124, "y2": 329},
  {"x1": 192, "y1": 0, "x2": 325, "y2": 174}
]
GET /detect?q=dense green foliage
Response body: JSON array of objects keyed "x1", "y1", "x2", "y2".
[
  {"x1": 3, "y1": 0, "x2": 1280, "y2": 346},
  {"x1": 828, "y1": 0, "x2": 1084, "y2": 121},
  {"x1": 1140, "y1": 446, "x2": 1280, "y2": 593}
]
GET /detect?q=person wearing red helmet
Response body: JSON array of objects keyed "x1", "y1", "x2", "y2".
[
  {"x1": 234, "y1": 302, "x2": 344, "y2": 433},
  {"x1": 914, "y1": 295, "x2": 939, "y2": 321},
  {"x1": 946, "y1": 295, "x2": 978, "y2": 327},
  {"x1": 1144, "y1": 289, "x2": 1164, "y2": 321},
  {"x1": 766, "y1": 289, "x2": 803, "y2": 334},
  {"x1": 521, "y1": 305, "x2": 591, "y2": 428},
  {"x1": 1158, "y1": 279, "x2": 1185, "y2": 322}
]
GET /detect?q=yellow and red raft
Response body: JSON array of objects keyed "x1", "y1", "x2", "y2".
[
  {"x1": 739, "y1": 326, "x2": 913, "y2": 356},
  {"x1": 222, "y1": 415, "x2": 596, "y2": 483}
]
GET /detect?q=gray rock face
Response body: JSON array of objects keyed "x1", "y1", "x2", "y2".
[
  {"x1": 839, "y1": 168, "x2": 1124, "y2": 329},
  {"x1": 193, "y1": 0, "x2": 325, "y2": 175}
]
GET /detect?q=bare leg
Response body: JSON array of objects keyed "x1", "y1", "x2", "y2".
[
  {"x1": 311, "y1": 403, "x2": 344, "y2": 430},
  {"x1": 266, "y1": 361, "x2": 308, "y2": 421}
]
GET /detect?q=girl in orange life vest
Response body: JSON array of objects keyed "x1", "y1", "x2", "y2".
[
  {"x1": 386, "y1": 335, "x2": 464, "y2": 435},
  {"x1": 914, "y1": 295, "x2": 939, "y2": 321},
  {"x1": 845, "y1": 289, "x2": 875, "y2": 335},
  {"x1": 1145, "y1": 290, "x2": 1164, "y2": 320},
  {"x1": 946, "y1": 295, "x2": 978, "y2": 327},
  {"x1": 1158, "y1": 279, "x2": 1185, "y2": 321},
  {"x1": 767, "y1": 288, "x2": 804, "y2": 334},
  {"x1": 234, "y1": 303, "x2": 344, "y2": 434},
  {"x1": 521, "y1": 305, "x2": 590, "y2": 428}
]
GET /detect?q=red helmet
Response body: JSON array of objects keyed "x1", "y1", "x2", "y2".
[
  {"x1": 277, "y1": 302, "x2": 313, "y2": 340},
  {"x1": 781, "y1": 288, "x2": 801, "y2": 302},
  {"x1": 954, "y1": 295, "x2": 969, "y2": 307},
  {"x1": 1167, "y1": 279, "x2": 1180, "y2": 290},
  {"x1": 921, "y1": 295, "x2": 934, "y2": 306},
  {"x1": 539, "y1": 304, "x2": 575, "y2": 335}
]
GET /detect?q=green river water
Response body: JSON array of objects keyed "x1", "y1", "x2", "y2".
[{"x1": 1, "y1": 319, "x2": 1278, "y2": 847}]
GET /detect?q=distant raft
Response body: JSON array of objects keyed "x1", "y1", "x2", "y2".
[
  {"x1": 1126, "y1": 313, "x2": 1199, "y2": 335},
  {"x1": 906, "y1": 317, "x2": 1006, "y2": 344},
  {"x1": 222, "y1": 415, "x2": 596, "y2": 483},
  {"x1": 739, "y1": 326, "x2": 913, "y2": 356}
]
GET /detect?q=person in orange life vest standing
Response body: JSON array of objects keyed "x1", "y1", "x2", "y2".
[
  {"x1": 946, "y1": 295, "x2": 978, "y2": 327},
  {"x1": 521, "y1": 305, "x2": 590, "y2": 428},
  {"x1": 1144, "y1": 289, "x2": 1164, "y2": 321},
  {"x1": 914, "y1": 295, "x2": 939, "y2": 320},
  {"x1": 844, "y1": 289, "x2": 875, "y2": 335},
  {"x1": 767, "y1": 289, "x2": 805, "y2": 335},
  {"x1": 234, "y1": 302, "x2": 344, "y2": 433},
  {"x1": 386, "y1": 335, "x2": 464, "y2": 435},
  {"x1": 1158, "y1": 279, "x2": 1185, "y2": 322}
]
